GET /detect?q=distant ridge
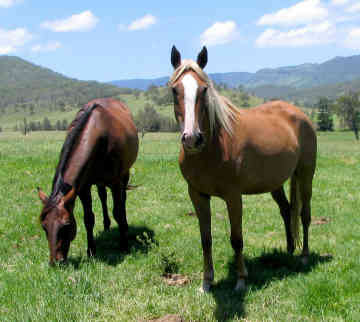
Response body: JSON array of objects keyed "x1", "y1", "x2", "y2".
[
  {"x1": 110, "y1": 54, "x2": 360, "y2": 90},
  {"x1": 0, "y1": 55, "x2": 125, "y2": 109}
]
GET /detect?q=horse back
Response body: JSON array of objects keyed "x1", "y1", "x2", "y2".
[{"x1": 69, "y1": 98, "x2": 138, "y2": 186}]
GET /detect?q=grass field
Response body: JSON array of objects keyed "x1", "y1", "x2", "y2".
[{"x1": 0, "y1": 131, "x2": 360, "y2": 321}]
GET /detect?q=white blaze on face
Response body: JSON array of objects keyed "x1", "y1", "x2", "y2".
[{"x1": 182, "y1": 74, "x2": 199, "y2": 137}]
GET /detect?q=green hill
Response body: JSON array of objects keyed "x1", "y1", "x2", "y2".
[
  {"x1": 0, "y1": 56, "x2": 262, "y2": 132},
  {"x1": 0, "y1": 56, "x2": 133, "y2": 130}
]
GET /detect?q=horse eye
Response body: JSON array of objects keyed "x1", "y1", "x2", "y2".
[{"x1": 172, "y1": 87, "x2": 177, "y2": 95}]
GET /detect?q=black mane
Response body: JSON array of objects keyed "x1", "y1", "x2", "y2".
[{"x1": 49, "y1": 103, "x2": 100, "y2": 201}]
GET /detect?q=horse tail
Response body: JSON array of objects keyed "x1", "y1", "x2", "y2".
[{"x1": 290, "y1": 173, "x2": 302, "y2": 249}]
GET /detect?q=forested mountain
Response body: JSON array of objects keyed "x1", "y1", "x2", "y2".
[
  {"x1": 110, "y1": 54, "x2": 360, "y2": 90},
  {"x1": 250, "y1": 78, "x2": 360, "y2": 106},
  {"x1": 0, "y1": 56, "x2": 127, "y2": 111}
]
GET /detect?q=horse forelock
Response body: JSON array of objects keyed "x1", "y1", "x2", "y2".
[{"x1": 169, "y1": 60, "x2": 237, "y2": 137}]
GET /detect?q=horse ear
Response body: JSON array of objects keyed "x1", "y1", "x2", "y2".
[
  {"x1": 62, "y1": 188, "x2": 76, "y2": 204},
  {"x1": 171, "y1": 45, "x2": 181, "y2": 69},
  {"x1": 38, "y1": 188, "x2": 48, "y2": 205},
  {"x1": 197, "y1": 46, "x2": 208, "y2": 69}
]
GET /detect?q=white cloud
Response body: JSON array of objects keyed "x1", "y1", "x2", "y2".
[
  {"x1": 257, "y1": 0, "x2": 328, "y2": 27},
  {"x1": 0, "y1": 0, "x2": 21, "y2": 8},
  {"x1": 200, "y1": 21, "x2": 238, "y2": 46},
  {"x1": 31, "y1": 41, "x2": 61, "y2": 53},
  {"x1": 256, "y1": 21, "x2": 335, "y2": 47},
  {"x1": 0, "y1": 27, "x2": 32, "y2": 54},
  {"x1": 346, "y1": 3, "x2": 360, "y2": 13},
  {"x1": 41, "y1": 10, "x2": 99, "y2": 32},
  {"x1": 345, "y1": 27, "x2": 360, "y2": 49},
  {"x1": 127, "y1": 14, "x2": 156, "y2": 31},
  {"x1": 331, "y1": 0, "x2": 349, "y2": 6}
]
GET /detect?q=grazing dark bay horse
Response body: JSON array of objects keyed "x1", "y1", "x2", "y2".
[
  {"x1": 169, "y1": 46, "x2": 317, "y2": 292},
  {"x1": 38, "y1": 98, "x2": 138, "y2": 265}
]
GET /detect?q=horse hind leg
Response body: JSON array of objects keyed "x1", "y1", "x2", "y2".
[
  {"x1": 96, "y1": 184, "x2": 111, "y2": 231},
  {"x1": 298, "y1": 171, "x2": 314, "y2": 264},
  {"x1": 111, "y1": 173, "x2": 130, "y2": 251},
  {"x1": 271, "y1": 186, "x2": 295, "y2": 254}
]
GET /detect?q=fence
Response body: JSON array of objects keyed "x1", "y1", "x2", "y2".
[{"x1": 138, "y1": 132, "x2": 180, "y2": 158}]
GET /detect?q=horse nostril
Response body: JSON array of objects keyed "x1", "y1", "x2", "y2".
[
  {"x1": 196, "y1": 133, "x2": 204, "y2": 147},
  {"x1": 181, "y1": 133, "x2": 186, "y2": 144}
]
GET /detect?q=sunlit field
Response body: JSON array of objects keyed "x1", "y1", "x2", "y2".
[{"x1": 0, "y1": 131, "x2": 359, "y2": 321}]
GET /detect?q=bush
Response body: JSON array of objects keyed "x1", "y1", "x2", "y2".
[{"x1": 134, "y1": 105, "x2": 179, "y2": 133}]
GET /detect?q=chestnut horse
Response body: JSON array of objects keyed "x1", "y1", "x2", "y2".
[
  {"x1": 38, "y1": 98, "x2": 138, "y2": 265},
  {"x1": 169, "y1": 46, "x2": 317, "y2": 292}
]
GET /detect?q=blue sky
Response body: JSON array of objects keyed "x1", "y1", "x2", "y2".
[{"x1": 1, "y1": 0, "x2": 360, "y2": 82}]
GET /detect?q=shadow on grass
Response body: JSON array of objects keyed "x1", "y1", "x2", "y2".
[
  {"x1": 67, "y1": 225, "x2": 156, "y2": 268},
  {"x1": 211, "y1": 249, "x2": 333, "y2": 322}
]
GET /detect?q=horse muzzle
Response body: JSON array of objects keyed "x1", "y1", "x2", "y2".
[{"x1": 181, "y1": 132, "x2": 205, "y2": 153}]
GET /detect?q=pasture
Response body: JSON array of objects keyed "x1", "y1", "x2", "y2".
[{"x1": 0, "y1": 131, "x2": 359, "y2": 321}]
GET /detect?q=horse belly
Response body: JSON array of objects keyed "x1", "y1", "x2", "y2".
[{"x1": 235, "y1": 151, "x2": 298, "y2": 194}]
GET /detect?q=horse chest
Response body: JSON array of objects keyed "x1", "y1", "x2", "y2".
[{"x1": 179, "y1": 158, "x2": 231, "y2": 196}]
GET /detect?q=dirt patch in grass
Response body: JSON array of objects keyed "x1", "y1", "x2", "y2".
[
  {"x1": 144, "y1": 314, "x2": 184, "y2": 322},
  {"x1": 162, "y1": 274, "x2": 190, "y2": 286},
  {"x1": 312, "y1": 217, "x2": 330, "y2": 225}
]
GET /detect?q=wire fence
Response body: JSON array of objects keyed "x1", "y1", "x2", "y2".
[{"x1": 138, "y1": 132, "x2": 180, "y2": 158}]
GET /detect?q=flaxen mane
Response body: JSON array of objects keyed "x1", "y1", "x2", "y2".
[{"x1": 169, "y1": 59, "x2": 238, "y2": 136}]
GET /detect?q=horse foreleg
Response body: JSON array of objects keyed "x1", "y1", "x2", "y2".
[
  {"x1": 188, "y1": 186, "x2": 213, "y2": 293},
  {"x1": 96, "y1": 184, "x2": 111, "y2": 231},
  {"x1": 79, "y1": 187, "x2": 96, "y2": 257},
  {"x1": 111, "y1": 180, "x2": 129, "y2": 251},
  {"x1": 225, "y1": 194, "x2": 247, "y2": 292},
  {"x1": 271, "y1": 187, "x2": 295, "y2": 254}
]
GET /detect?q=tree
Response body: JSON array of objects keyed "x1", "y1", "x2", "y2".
[
  {"x1": 62, "y1": 119, "x2": 69, "y2": 130},
  {"x1": 42, "y1": 117, "x2": 53, "y2": 131},
  {"x1": 335, "y1": 91, "x2": 360, "y2": 140},
  {"x1": 316, "y1": 97, "x2": 334, "y2": 132},
  {"x1": 55, "y1": 120, "x2": 62, "y2": 131}
]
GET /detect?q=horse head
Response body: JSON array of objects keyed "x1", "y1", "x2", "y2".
[
  {"x1": 170, "y1": 46, "x2": 211, "y2": 154},
  {"x1": 38, "y1": 188, "x2": 77, "y2": 265}
]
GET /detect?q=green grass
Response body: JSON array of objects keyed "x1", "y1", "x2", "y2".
[{"x1": 0, "y1": 131, "x2": 359, "y2": 321}]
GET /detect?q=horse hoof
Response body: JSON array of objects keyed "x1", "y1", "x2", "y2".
[
  {"x1": 199, "y1": 281, "x2": 212, "y2": 293},
  {"x1": 287, "y1": 245, "x2": 295, "y2": 254},
  {"x1": 234, "y1": 279, "x2": 246, "y2": 292},
  {"x1": 301, "y1": 256, "x2": 309, "y2": 265},
  {"x1": 87, "y1": 248, "x2": 96, "y2": 257}
]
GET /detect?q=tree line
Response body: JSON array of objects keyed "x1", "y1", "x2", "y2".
[
  {"x1": 13, "y1": 117, "x2": 69, "y2": 135},
  {"x1": 316, "y1": 90, "x2": 360, "y2": 140}
]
